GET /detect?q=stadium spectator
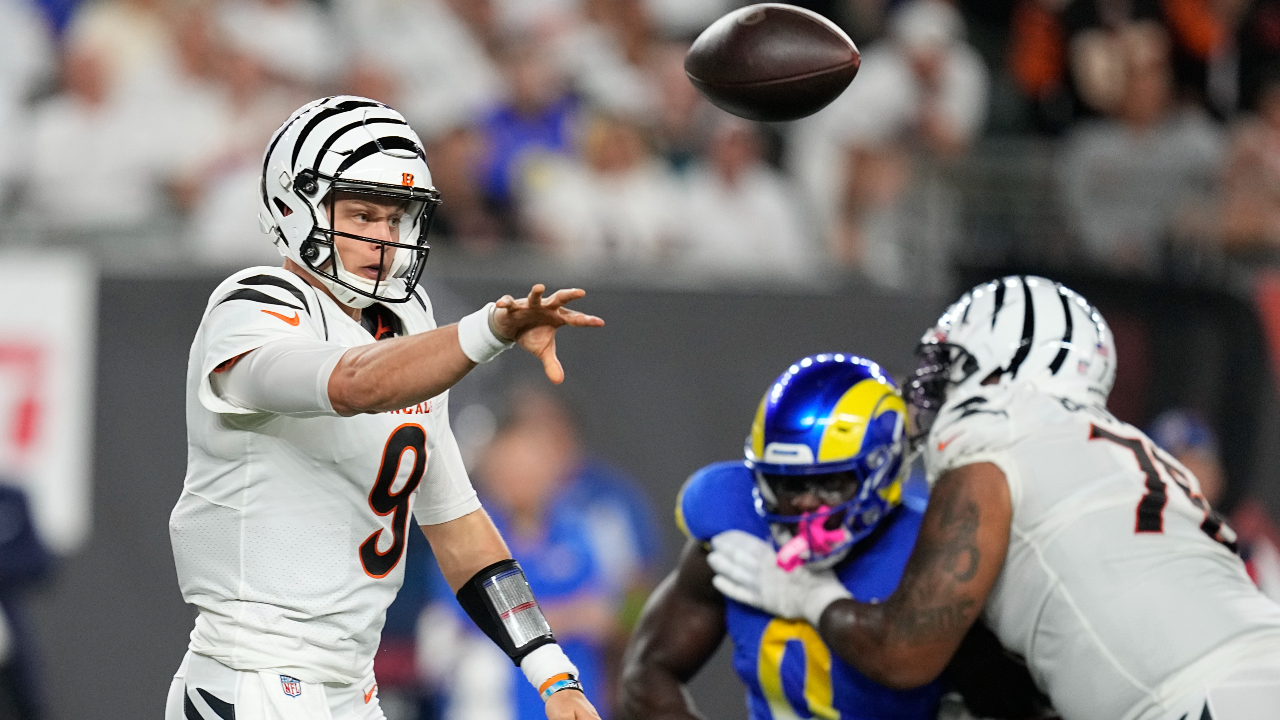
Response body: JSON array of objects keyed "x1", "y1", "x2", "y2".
[
  {"x1": 1058, "y1": 23, "x2": 1225, "y2": 273},
  {"x1": 215, "y1": 0, "x2": 339, "y2": 93},
  {"x1": 172, "y1": 7, "x2": 301, "y2": 265},
  {"x1": 0, "y1": 0, "x2": 55, "y2": 207},
  {"x1": 648, "y1": 40, "x2": 717, "y2": 172},
  {"x1": 21, "y1": 42, "x2": 172, "y2": 237},
  {"x1": 476, "y1": 36, "x2": 579, "y2": 229},
  {"x1": 1220, "y1": 74, "x2": 1280, "y2": 255},
  {"x1": 522, "y1": 113, "x2": 684, "y2": 265},
  {"x1": 792, "y1": 0, "x2": 989, "y2": 288},
  {"x1": 425, "y1": 126, "x2": 509, "y2": 249},
  {"x1": 0, "y1": 482, "x2": 54, "y2": 720},
  {"x1": 679, "y1": 117, "x2": 815, "y2": 279},
  {"x1": 551, "y1": 0, "x2": 660, "y2": 118},
  {"x1": 425, "y1": 390, "x2": 625, "y2": 720},
  {"x1": 62, "y1": 0, "x2": 179, "y2": 102},
  {"x1": 1148, "y1": 409, "x2": 1280, "y2": 603},
  {"x1": 332, "y1": 0, "x2": 504, "y2": 140}
]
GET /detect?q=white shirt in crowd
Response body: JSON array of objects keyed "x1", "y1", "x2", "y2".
[
  {"x1": 679, "y1": 163, "x2": 814, "y2": 279},
  {"x1": 332, "y1": 0, "x2": 504, "y2": 138}
]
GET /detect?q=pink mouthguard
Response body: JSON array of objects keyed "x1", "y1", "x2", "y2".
[{"x1": 775, "y1": 506, "x2": 846, "y2": 571}]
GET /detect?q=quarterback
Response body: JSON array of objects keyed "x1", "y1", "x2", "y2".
[
  {"x1": 166, "y1": 97, "x2": 602, "y2": 720},
  {"x1": 711, "y1": 276, "x2": 1280, "y2": 720},
  {"x1": 618, "y1": 354, "x2": 947, "y2": 719}
]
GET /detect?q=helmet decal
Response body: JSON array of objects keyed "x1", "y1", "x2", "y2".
[{"x1": 816, "y1": 378, "x2": 905, "y2": 464}]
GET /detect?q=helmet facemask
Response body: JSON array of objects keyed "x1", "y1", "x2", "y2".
[
  {"x1": 297, "y1": 170, "x2": 440, "y2": 309},
  {"x1": 906, "y1": 341, "x2": 980, "y2": 448},
  {"x1": 752, "y1": 429, "x2": 905, "y2": 571}
]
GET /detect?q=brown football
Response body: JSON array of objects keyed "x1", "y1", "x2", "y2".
[{"x1": 684, "y1": 4, "x2": 860, "y2": 122}]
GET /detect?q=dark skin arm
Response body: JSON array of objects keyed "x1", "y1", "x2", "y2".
[
  {"x1": 817, "y1": 462, "x2": 1012, "y2": 689},
  {"x1": 617, "y1": 540, "x2": 727, "y2": 720}
]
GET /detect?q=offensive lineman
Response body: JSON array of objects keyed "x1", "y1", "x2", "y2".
[
  {"x1": 709, "y1": 276, "x2": 1280, "y2": 720},
  {"x1": 166, "y1": 97, "x2": 603, "y2": 720}
]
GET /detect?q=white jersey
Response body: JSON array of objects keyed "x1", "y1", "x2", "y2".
[
  {"x1": 925, "y1": 384, "x2": 1280, "y2": 720},
  {"x1": 170, "y1": 267, "x2": 481, "y2": 685}
]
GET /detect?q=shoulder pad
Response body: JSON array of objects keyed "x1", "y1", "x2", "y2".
[
  {"x1": 925, "y1": 390, "x2": 1017, "y2": 485},
  {"x1": 211, "y1": 267, "x2": 315, "y2": 314},
  {"x1": 675, "y1": 461, "x2": 766, "y2": 542}
]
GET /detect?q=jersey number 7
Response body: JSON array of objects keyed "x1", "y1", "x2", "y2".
[
  {"x1": 361, "y1": 423, "x2": 427, "y2": 578},
  {"x1": 1089, "y1": 425, "x2": 1237, "y2": 552}
]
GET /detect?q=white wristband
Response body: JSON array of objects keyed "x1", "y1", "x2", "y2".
[
  {"x1": 519, "y1": 643, "x2": 579, "y2": 692},
  {"x1": 803, "y1": 581, "x2": 853, "y2": 628},
  {"x1": 457, "y1": 302, "x2": 514, "y2": 364}
]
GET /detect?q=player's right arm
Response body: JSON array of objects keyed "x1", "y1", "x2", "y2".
[
  {"x1": 617, "y1": 538, "x2": 726, "y2": 720},
  {"x1": 328, "y1": 284, "x2": 602, "y2": 414},
  {"x1": 815, "y1": 461, "x2": 1011, "y2": 689}
]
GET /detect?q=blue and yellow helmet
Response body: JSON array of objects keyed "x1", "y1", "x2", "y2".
[{"x1": 745, "y1": 353, "x2": 908, "y2": 568}]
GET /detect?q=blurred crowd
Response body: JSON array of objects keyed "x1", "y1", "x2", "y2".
[{"x1": 2, "y1": 0, "x2": 1280, "y2": 288}]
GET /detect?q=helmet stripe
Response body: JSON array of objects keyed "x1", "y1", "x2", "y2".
[
  {"x1": 334, "y1": 136, "x2": 424, "y2": 175},
  {"x1": 311, "y1": 118, "x2": 408, "y2": 171},
  {"x1": 290, "y1": 99, "x2": 382, "y2": 170},
  {"x1": 1048, "y1": 283, "x2": 1073, "y2": 375},
  {"x1": 1006, "y1": 277, "x2": 1036, "y2": 377}
]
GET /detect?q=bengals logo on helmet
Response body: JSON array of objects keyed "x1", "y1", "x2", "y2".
[{"x1": 401, "y1": 173, "x2": 414, "y2": 186}]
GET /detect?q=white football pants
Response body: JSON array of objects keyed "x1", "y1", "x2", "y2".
[{"x1": 165, "y1": 650, "x2": 386, "y2": 720}]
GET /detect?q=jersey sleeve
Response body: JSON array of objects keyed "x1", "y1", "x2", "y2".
[
  {"x1": 924, "y1": 390, "x2": 1020, "y2": 496},
  {"x1": 197, "y1": 270, "x2": 328, "y2": 415},
  {"x1": 675, "y1": 461, "x2": 766, "y2": 544},
  {"x1": 413, "y1": 391, "x2": 482, "y2": 525}
]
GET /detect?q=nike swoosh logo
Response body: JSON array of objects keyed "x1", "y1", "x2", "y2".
[
  {"x1": 364, "y1": 684, "x2": 377, "y2": 704},
  {"x1": 937, "y1": 435, "x2": 960, "y2": 452},
  {"x1": 261, "y1": 309, "x2": 300, "y2": 326}
]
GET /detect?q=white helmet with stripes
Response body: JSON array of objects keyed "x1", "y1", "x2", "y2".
[
  {"x1": 907, "y1": 275, "x2": 1116, "y2": 441},
  {"x1": 259, "y1": 96, "x2": 441, "y2": 309}
]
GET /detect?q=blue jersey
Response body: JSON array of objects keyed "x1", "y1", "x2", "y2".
[{"x1": 677, "y1": 461, "x2": 943, "y2": 720}]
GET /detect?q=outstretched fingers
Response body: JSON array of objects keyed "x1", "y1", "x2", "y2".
[
  {"x1": 538, "y1": 334, "x2": 565, "y2": 384},
  {"x1": 527, "y1": 284, "x2": 547, "y2": 308},
  {"x1": 559, "y1": 309, "x2": 605, "y2": 328}
]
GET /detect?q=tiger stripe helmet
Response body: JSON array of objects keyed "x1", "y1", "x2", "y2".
[
  {"x1": 259, "y1": 96, "x2": 441, "y2": 309},
  {"x1": 907, "y1": 275, "x2": 1116, "y2": 442}
]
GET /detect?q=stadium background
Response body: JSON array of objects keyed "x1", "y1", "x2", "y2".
[{"x1": 3, "y1": 0, "x2": 1280, "y2": 718}]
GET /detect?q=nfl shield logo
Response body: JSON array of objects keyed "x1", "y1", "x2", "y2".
[{"x1": 280, "y1": 675, "x2": 302, "y2": 698}]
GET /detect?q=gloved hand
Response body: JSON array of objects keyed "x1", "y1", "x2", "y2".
[{"x1": 708, "y1": 530, "x2": 852, "y2": 627}]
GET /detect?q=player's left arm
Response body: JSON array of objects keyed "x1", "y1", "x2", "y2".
[
  {"x1": 421, "y1": 511, "x2": 602, "y2": 720},
  {"x1": 816, "y1": 462, "x2": 1011, "y2": 689}
]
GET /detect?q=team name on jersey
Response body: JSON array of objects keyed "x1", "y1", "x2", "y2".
[{"x1": 388, "y1": 400, "x2": 432, "y2": 415}]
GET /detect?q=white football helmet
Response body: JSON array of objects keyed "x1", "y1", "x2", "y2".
[
  {"x1": 907, "y1": 275, "x2": 1117, "y2": 441},
  {"x1": 259, "y1": 96, "x2": 441, "y2": 308}
]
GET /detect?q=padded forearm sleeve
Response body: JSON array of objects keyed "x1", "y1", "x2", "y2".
[{"x1": 456, "y1": 559, "x2": 556, "y2": 664}]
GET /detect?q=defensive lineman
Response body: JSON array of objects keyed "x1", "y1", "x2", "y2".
[
  {"x1": 167, "y1": 97, "x2": 603, "y2": 720},
  {"x1": 710, "y1": 276, "x2": 1280, "y2": 720},
  {"x1": 619, "y1": 355, "x2": 947, "y2": 719}
]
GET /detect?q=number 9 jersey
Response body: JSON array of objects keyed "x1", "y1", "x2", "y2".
[
  {"x1": 169, "y1": 267, "x2": 481, "y2": 686},
  {"x1": 924, "y1": 384, "x2": 1280, "y2": 720}
]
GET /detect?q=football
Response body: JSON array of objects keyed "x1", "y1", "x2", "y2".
[{"x1": 684, "y1": 4, "x2": 860, "y2": 122}]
